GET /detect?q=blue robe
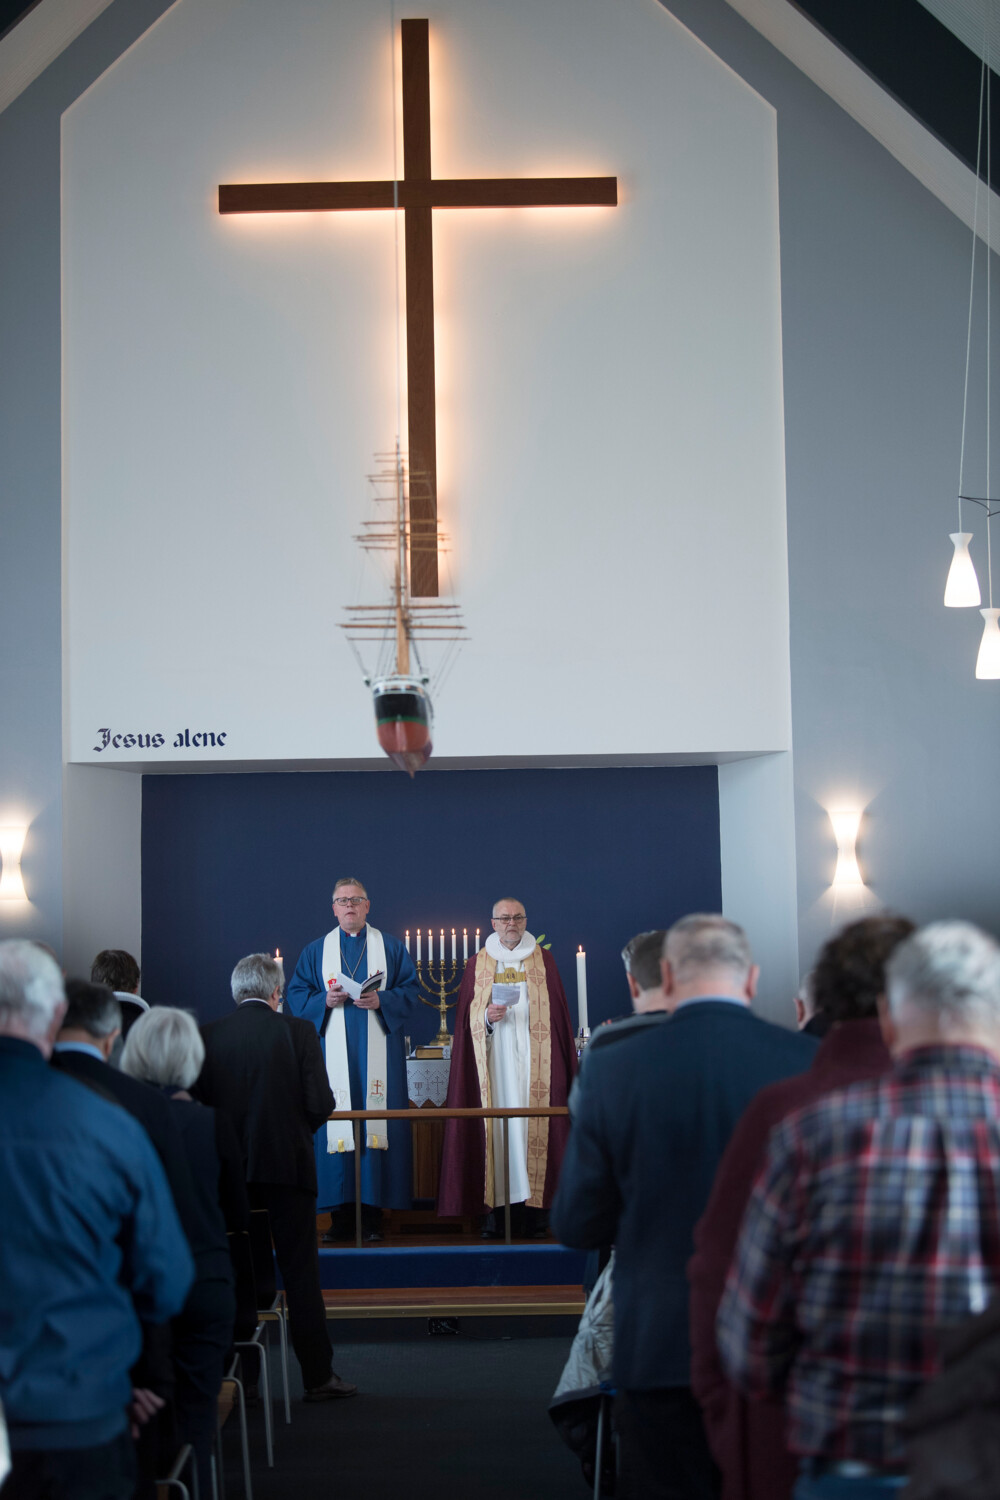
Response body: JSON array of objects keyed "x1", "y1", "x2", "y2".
[{"x1": 285, "y1": 926, "x2": 420, "y2": 1209}]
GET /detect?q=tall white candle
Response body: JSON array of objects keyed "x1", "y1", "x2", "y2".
[
  {"x1": 440, "y1": 928, "x2": 444, "y2": 960},
  {"x1": 274, "y1": 949, "x2": 284, "y2": 981},
  {"x1": 463, "y1": 928, "x2": 468, "y2": 961},
  {"x1": 405, "y1": 930, "x2": 410, "y2": 953},
  {"x1": 576, "y1": 946, "x2": 589, "y2": 1032},
  {"x1": 451, "y1": 928, "x2": 456, "y2": 961},
  {"x1": 428, "y1": 929, "x2": 433, "y2": 962},
  {"x1": 475, "y1": 928, "x2": 481, "y2": 953},
  {"x1": 416, "y1": 928, "x2": 422, "y2": 963}
]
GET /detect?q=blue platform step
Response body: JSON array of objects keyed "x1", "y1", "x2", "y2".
[{"x1": 318, "y1": 1242, "x2": 586, "y2": 1290}]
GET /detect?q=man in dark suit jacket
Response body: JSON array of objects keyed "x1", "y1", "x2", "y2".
[
  {"x1": 51, "y1": 981, "x2": 198, "y2": 1230},
  {"x1": 51, "y1": 978, "x2": 201, "y2": 1492},
  {"x1": 552, "y1": 914, "x2": 816, "y2": 1500},
  {"x1": 196, "y1": 952, "x2": 355, "y2": 1400}
]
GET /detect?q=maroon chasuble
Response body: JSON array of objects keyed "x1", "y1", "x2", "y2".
[
  {"x1": 437, "y1": 946, "x2": 577, "y2": 1216},
  {"x1": 687, "y1": 1017, "x2": 891, "y2": 1500}
]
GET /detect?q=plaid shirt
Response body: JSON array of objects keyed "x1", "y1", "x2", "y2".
[{"x1": 717, "y1": 1045, "x2": 1000, "y2": 1467}]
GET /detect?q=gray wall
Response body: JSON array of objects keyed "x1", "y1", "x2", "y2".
[
  {"x1": 665, "y1": 0, "x2": 1000, "y2": 968},
  {"x1": 2, "y1": 0, "x2": 997, "y2": 970},
  {"x1": 0, "y1": 0, "x2": 173, "y2": 956}
]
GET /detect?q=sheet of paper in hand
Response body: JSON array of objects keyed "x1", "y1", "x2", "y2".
[
  {"x1": 491, "y1": 983, "x2": 521, "y2": 1008},
  {"x1": 337, "y1": 971, "x2": 385, "y2": 1001}
]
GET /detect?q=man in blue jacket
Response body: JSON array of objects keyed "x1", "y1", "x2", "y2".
[
  {"x1": 0, "y1": 941, "x2": 194, "y2": 1499},
  {"x1": 552, "y1": 914, "x2": 816, "y2": 1500}
]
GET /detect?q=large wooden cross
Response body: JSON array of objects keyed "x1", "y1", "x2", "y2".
[{"x1": 220, "y1": 19, "x2": 617, "y2": 596}]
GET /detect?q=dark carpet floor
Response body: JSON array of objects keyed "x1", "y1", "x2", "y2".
[{"x1": 223, "y1": 1328, "x2": 589, "y2": 1500}]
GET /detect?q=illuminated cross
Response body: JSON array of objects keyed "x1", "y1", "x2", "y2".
[{"x1": 220, "y1": 18, "x2": 617, "y2": 596}]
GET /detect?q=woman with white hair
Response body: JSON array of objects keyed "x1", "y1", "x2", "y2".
[{"x1": 122, "y1": 1006, "x2": 248, "y2": 1496}]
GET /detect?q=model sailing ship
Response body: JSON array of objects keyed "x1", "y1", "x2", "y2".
[{"x1": 341, "y1": 448, "x2": 465, "y2": 775}]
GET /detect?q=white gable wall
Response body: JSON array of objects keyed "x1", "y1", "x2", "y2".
[{"x1": 61, "y1": 0, "x2": 791, "y2": 766}]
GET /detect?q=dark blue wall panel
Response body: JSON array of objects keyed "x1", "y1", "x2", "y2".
[{"x1": 140, "y1": 765, "x2": 721, "y2": 1034}]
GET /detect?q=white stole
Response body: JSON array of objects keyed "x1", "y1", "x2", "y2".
[{"x1": 322, "y1": 925, "x2": 389, "y2": 1153}]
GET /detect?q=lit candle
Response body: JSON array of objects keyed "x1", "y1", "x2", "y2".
[
  {"x1": 416, "y1": 928, "x2": 422, "y2": 963},
  {"x1": 475, "y1": 927, "x2": 481, "y2": 953},
  {"x1": 428, "y1": 929, "x2": 433, "y2": 962},
  {"x1": 451, "y1": 928, "x2": 456, "y2": 961},
  {"x1": 576, "y1": 946, "x2": 589, "y2": 1032},
  {"x1": 463, "y1": 927, "x2": 468, "y2": 961},
  {"x1": 274, "y1": 948, "x2": 284, "y2": 981},
  {"x1": 405, "y1": 930, "x2": 410, "y2": 953},
  {"x1": 440, "y1": 928, "x2": 444, "y2": 960}
]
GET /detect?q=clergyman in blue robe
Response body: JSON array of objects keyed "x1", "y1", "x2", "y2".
[{"x1": 285, "y1": 880, "x2": 420, "y2": 1217}]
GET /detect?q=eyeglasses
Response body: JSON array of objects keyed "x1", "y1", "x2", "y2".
[
  {"x1": 334, "y1": 896, "x2": 368, "y2": 907},
  {"x1": 493, "y1": 914, "x2": 526, "y2": 924}
]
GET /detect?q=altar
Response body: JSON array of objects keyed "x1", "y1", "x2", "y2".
[{"x1": 407, "y1": 1056, "x2": 451, "y2": 1200}]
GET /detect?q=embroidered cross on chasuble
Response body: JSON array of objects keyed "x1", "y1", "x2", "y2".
[{"x1": 469, "y1": 946, "x2": 553, "y2": 1208}]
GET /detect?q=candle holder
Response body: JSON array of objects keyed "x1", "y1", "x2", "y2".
[
  {"x1": 575, "y1": 1026, "x2": 591, "y2": 1060},
  {"x1": 416, "y1": 956, "x2": 464, "y2": 1048}
]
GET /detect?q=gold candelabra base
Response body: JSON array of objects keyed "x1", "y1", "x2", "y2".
[{"x1": 416, "y1": 957, "x2": 463, "y2": 1046}]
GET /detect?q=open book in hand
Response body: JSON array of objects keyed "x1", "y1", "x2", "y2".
[
  {"x1": 337, "y1": 971, "x2": 385, "y2": 1001},
  {"x1": 491, "y1": 983, "x2": 521, "y2": 1008}
]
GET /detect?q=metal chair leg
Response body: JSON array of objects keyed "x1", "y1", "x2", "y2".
[
  {"x1": 258, "y1": 1331, "x2": 274, "y2": 1467},
  {"x1": 594, "y1": 1393, "x2": 608, "y2": 1500},
  {"x1": 224, "y1": 1359, "x2": 253, "y2": 1500},
  {"x1": 158, "y1": 1442, "x2": 196, "y2": 1500},
  {"x1": 276, "y1": 1300, "x2": 291, "y2": 1423}
]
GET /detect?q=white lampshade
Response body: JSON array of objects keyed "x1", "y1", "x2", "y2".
[
  {"x1": 976, "y1": 608, "x2": 1000, "y2": 678},
  {"x1": 0, "y1": 827, "x2": 28, "y2": 901},
  {"x1": 944, "y1": 533, "x2": 981, "y2": 607},
  {"x1": 829, "y1": 810, "x2": 864, "y2": 888}
]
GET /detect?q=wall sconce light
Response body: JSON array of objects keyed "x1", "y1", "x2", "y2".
[
  {"x1": 829, "y1": 810, "x2": 864, "y2": 889},
  {"x1": 0, "y1": 827, "x2": 28, "y2": 901}
]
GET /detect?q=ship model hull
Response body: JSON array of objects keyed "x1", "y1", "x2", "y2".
[{"x1": 373, "y1": 676, "x2": 433, "y2": 777}]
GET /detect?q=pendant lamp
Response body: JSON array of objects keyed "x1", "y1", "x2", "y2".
[
  {"x1": 945, "y1": 25, "x2": 999, "y2": 661},
  {"x1": 976, "y1": 607, "x2": 1000, "y2": 677}
]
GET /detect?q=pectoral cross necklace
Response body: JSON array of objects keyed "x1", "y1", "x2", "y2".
[{"x1": 341, "y1": 934, "x2": 369, "y2": 981}]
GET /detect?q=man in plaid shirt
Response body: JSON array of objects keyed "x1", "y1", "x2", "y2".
[{"x1": 717, "y1": 921, "x2": 1000, "y2": 1499}]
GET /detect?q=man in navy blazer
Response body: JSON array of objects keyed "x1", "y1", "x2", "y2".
[{"x1": 552, "y1": 914, "x2": 816, "y2": 1500}]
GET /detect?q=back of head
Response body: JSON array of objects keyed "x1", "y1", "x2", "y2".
[
  {"x1": 621, "y1": 930, "x2": 667, "y2": 992},
  {"x1": 664, "y1": 913, "x2": 752, "y2": 987},
  {"x1": 90, "y1": 948, "x2": 140, "y2": 993},
  {"x1": 231, "y1": 952, "x2": 283, "y2": 1004},
  {"x1": 121, "y1": 1006, "x2": 205, "y2": 1089},
  {"x1": 63, "y1": 978, "x2": 122, "y2": 1038},
  {"x1": 812, "y1": 914, "x2": 916, "y2": 1024},
  {"x1": 886, "y1": 921, "x2": 1000, "y2": 1036},
  {"x1": 0, "y1": 940, "x2": 65, "y2": 1041}
]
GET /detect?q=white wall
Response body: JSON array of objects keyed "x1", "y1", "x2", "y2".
[
  {"x1": 62, "y1": 762, "x2": 141, "y2": 974},
  {"x1": 61, "y1": 0, "x2": 791, "y2": 767},
  {"x1": 719, "y1": 751, "x2": 799, "y2": 1023}
]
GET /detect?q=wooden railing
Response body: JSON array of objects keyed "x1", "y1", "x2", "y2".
[{"x1": 326, "y1": 1106, "x2": 570, "y2": 1247}]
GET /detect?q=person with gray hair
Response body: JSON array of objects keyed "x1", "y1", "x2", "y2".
[
  {"x1": 285, "y1": 876, "x2": 420, "y2": 1242},
  {"x1": 719, "y1": 919, "x2": 1000, "y2": 1499},
  {"x1": 553, "y1": 913, "x2": 815, "y2": 1500},
  {"x1": 0, "y1": 941, "x2": 193, "y2": 1495},
  {"x1": 123, "y1": 1008, "x2": 248, "y2": 1497},
  {"x1": 121, "y1": 1005, "x2": 205, "y2": 1089},
  {"x1": 197, "y1": 953, "x2": 356, "y2": 1400},
  {"x1": 50, "y1": 979, "x2": 203, "y2": 1493},
  {"x1": 0, "y1": 938, "x2": 65, "y2": 1042}
]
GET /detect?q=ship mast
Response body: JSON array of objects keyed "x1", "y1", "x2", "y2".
[{"x1": 394, "y1": 442, "x2": 411, "y2": 676}]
